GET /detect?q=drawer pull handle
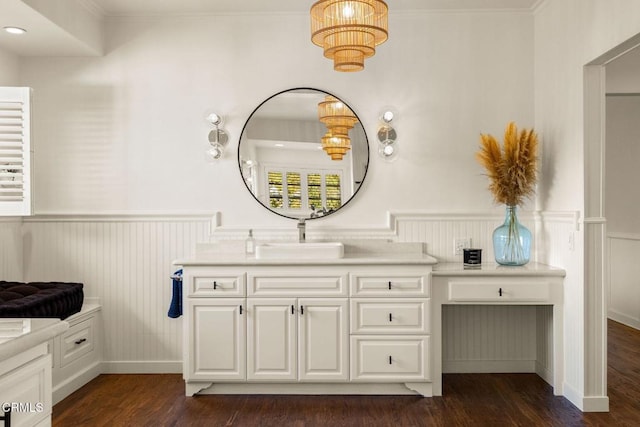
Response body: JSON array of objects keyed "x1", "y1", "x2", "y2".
[
  {"x1": 499, "y1": 288, "x2": 503, "y2": 297},
  {"x1": 75, "y1": 338, "x2": 87, "y2": 345},
  {"x1": 389, "y1": 356, "x2": 392, "y2": 365},
  {"x1": 239, "y1": 305, "x2": 243, "y2": 315},
  {"x1": 213, "y1": 281, "x2": 217, "y2": 290},
  {"x1": 388, "y1": 281, "x2": 392, "y2": 290},
  {"x1": 389, "y1": 313, "x2": 392, "y2": 322},
  {"x1": 291, "y1": 305, "x2": 295, "y2": 315},
  {"x1": 300, "y1": 305, "x2": 304, "y2": 315}
]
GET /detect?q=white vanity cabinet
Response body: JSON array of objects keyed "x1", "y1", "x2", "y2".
[{"x1": 180, "y1": 257, "x2": 435, "y2": 397}]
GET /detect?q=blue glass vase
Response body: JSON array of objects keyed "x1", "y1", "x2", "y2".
[{"x1": 493, "y1": 206, "x2": 531, "y2": 266}]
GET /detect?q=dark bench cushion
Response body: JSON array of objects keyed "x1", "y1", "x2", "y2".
[{"x1": 0, "y1": 281, "x2": 84, "y2": 319}]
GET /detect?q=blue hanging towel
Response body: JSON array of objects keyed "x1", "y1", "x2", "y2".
[{"x1": 168, "y1": 269, "x2": 183, "y2": 318}]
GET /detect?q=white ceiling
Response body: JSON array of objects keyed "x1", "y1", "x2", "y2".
[
  {"x1": 91, "y1": 0, "x2": 541, "y2": 16},
  {"x1": 0, "y1": 0, "x2": 541, "y2": 57}
]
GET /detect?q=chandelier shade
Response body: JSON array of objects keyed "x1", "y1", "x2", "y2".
[
  {"x1": 318, "y1": 95, "x2": 359, "y2": 161},
  {"x1": 310, "y1": 0, "x2": 389, "y2": 72},
  {"x1": 321, "y1": 132, "x2": 352, "y2": 161}
]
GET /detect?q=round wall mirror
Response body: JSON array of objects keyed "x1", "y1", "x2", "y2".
[{"x1": 238, "y1": 88, "x2": 369, "y2": 220}]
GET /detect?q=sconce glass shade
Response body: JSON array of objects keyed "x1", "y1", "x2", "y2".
[
  {"x1": 381, "y1": 110, "x2": 394, "y2": 123},
  {"x1": 378, "y1": 142, "x2": 398, "y2": 161},
  {"x1": 206, "y1": 144, "x2": 224, "y2": 161},
  {"x1": 311, "y1": 0, "x2": 389, "y2": 72},
  {"x1": 318, "y1": 95, "x2": 359, "y2": 160},
  {"x1": 205, "y1": 112, "x2": 223, "y2": 126}
]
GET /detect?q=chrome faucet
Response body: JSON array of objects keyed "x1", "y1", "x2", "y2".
[{"x1": 297, "y1": 219, "x2": 306, "y2": 243}]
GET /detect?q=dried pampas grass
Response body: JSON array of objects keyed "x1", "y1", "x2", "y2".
[{"x1": 476, "y1": 122, "x2": 538, "y2": 206}]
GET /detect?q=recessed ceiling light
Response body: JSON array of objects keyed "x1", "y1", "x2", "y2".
[{"x1": 4, "y1": 26, "x2": 27, "y2": 35}]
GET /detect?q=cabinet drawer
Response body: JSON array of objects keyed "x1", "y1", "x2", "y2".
[
  {"x1": 248, "y1": 272, "x2": 347, "y2": 297},
  {"x1": 448, "y1": 280, "x2": 551, "y2": 302},
  {"x1": 350, "y1": 336, "x2": 430, "y2": 381},
  {"x1": 189, "y1": 273, "x2": 246, "y2": 297},
  {"x1": 351, "y1": 299, "x2": 430, "y2": 334},
  {"x1": 350, "y1": 272, "x2": 430, "y2": 297},
  {"x1": 60, "y1": 318, "x2": 94, "y2": 368}
]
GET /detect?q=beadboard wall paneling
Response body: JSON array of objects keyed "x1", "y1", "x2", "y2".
[
  {"x1": 0, "y1": 218, "x2": 23, "y2": 281},
  {"x1": 22, "y1": 215, "x2": 212, "y2": 372},
  {"x1": 607, "y1": 233, "x2": 640, "y2": 329},
  {"x1": 18, "y1": 211, "x2": 575, "y2": 373},
  {"x1": 442, "y1": 305, "x2": 537, "y2": 373}
]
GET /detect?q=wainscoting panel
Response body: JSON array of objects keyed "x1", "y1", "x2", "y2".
[
  {"x1": 0, "y1": 218, "x2": 23, "y2": 281},
  {"x1": 608, "y1": 233, "x2": 640, "y2": 329},
  {"x1": 22, "y1": 215, "x2": 211, "y2": 372},
  {"x1": 442, "y1": 305, "x2": 537, "y2": 373},
  {"x1": 13, "y1": 211, "x2": 575, "y2": 374}
]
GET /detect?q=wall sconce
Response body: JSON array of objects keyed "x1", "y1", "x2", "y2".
[
  {"x1": 377, "y1": 110, "x2": 397, "y2": 161},
  {"x1": 205, "y1": 112, "x2": 229, "y2": 161}
]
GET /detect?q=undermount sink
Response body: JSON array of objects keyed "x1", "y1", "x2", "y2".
[{"x1": 255, "y1": 242, "x2": 344, "y2": 260}]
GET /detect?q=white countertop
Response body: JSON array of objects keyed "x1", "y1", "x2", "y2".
[
  {"x1": 175, "y1": 252, "x2": 438, "y2": 266},
  {"x1": 174, "y1": 241, "x2": 438, "y2": 266},
  {"x1": 0, "y1": 318, "x2": 69, "y2": 361},
  {"x1": 432, "y1": 262, "x2": 566, "y2": 277}
]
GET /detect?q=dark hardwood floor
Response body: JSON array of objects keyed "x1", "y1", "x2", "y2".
[{"x1": 53, "y1": 320, "x2": 640, "y2": 426}]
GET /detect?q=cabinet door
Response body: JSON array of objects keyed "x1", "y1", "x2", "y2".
[
  {"x1": 247, "y1": 298, "x2": 297, "y2": 381},
  {"x1": 186, "y1": 299, "x2": 245, "y2": 381},
  {"x1": 299, "y1": 298, "x2": 349, "y2": 381}
]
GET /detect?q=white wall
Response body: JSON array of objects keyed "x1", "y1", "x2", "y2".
[
  {"x1": 534, "y1": 0, "x2": 640, "y2": 410},
  {"x1": 19, "y1": 11, "x2": 534, "y2": 223},
  {"x1": 0, "y1": 47, "x2": 19, "y2": 85},
  {"x1": 605, "y1": 95, "x2": 640, "y2": 234}
]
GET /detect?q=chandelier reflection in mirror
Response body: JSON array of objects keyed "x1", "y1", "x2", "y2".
[
  {"x1": 318, "y1": 95, "x2": 359, "y2": 160},
  {"x1": 310, "y1": 0, "x2": 389, "y2": 72},
  {"x1": 237, "y1": 88, "x2": 369, "y2": 221}
]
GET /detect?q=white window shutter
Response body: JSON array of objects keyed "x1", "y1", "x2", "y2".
[{"x1": 0, "y1": 87, "x2": 32, "y2": 216}]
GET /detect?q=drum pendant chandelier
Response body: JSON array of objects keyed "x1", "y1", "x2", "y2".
[
  {"x1": 310, "y1": 0, "x2": 389, "y2": 72},
  {"x1": 318, "y1": 96, "x2": 359, "y2": 160}
]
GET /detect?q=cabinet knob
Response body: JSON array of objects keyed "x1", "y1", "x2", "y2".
[
  {"x1": 499, "y1": 288, "x2": 503, "y2": 297},
  {"x1": 239, "y1": 305, "x2": 243, "y2": 315},
  {"x1": 291, "y1": 305, "x2": 295, "y2": 315},
  {"x1": 389, "y1": 313, "x2": 393, "y2": 322},
  {"x1": 388, "y1": 281, "x2": 392, "y2": 290},
  {"x1": 74, "y1": 338, "x2": 87, "y2": 345},
  {"x1": 213, "y1": 281, "x2": 217, "y2": 290},
  {"x1": 389, "y1": 356, "x2": 392, "y2": 365},
  {"x1": 300, "y1": 305, "x2": 304, "y2": 315}
]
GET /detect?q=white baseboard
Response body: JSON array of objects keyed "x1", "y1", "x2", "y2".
[
  {"x1": 535, "y1": 360, "x2": 554, "y2": 387},
  {"x1": 443, "y1": 360, "x2": 536, "y2": 373},
  {"x1": 608, "y1": 311, "x2": 640, "y2": 330},
  {"x1": 53, "y1": 361, "x2": 102, "y2": 405},
  {"x1": 562, "y1": 382, "x2": 610, "y2": 412},
  {"x1": 101, "y1": 361, "x2": 182, "y2": 374}
]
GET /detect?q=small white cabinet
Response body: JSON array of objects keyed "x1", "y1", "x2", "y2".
[
  {"x1": 187, "y1": 298, "x2": 246, "y2": 381},
  {"x1": 247, "y1": 298, "x2": 348, "y2": 381}
]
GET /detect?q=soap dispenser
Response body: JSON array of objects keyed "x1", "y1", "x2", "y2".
[{"x1": 245, "y1": 229, "x2": 255, "y2": 255}]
